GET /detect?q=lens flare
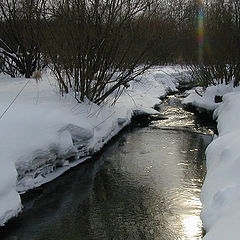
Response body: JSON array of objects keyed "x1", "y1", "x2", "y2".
[{"x1": 198, "y1": 0, "x2": 204, "y2": 63}]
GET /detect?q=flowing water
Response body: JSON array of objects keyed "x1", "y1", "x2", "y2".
[{"x1": 2, "y1": 96, "x2": 213, "y2": 240}]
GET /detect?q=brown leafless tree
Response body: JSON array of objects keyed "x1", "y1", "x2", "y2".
[
  {"x1": 0, "y1": 0, "x2": 46, "y2": 77},
  {"x1": 41, "y1": 0, "x2": 159, "y2": 104}
]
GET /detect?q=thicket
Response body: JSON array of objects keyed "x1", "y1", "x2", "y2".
[
  {"x1": 40, "y1": 0, "x2": 162, "y2": 104},
  {"x1": 188, "y1": 0, "x2": 240, "y2": 87},
  {"x1": 0, "y1": 0, "x2": 240, "y2": 101},
  {"x1": 0, "y1": 0, "x2": 44, "y2": 78}
]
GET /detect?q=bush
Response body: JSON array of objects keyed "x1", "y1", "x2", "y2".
[
  {"x1": 0, "y1": 0, "x2": 44, "y2": 77},
  {"x1": 41, "y1": 0, "x2": 159, "y2": 104},
  {"x1": 189, "y1": 63, "x2": 240, "y2": 87},
  {"x1": 187, "y1": 0, "x2": 240, "y2": 87}
]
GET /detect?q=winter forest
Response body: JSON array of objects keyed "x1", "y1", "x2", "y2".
[
  {"x1": 1, "y1": 0, "x2": 240, "y2": 240},
  {"x1": 1, "y1": 0, "x2": 240, "y2": 95}
]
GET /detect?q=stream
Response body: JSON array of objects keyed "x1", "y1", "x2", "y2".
[{"x1": 2, "y1": 96, "x2": 213, "y2": 240}]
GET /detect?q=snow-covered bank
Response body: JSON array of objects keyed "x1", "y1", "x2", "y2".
[
  {"x1": 183, "y1": 83, "x2": 240, "y2": 240},
  {"x1": 0, "y1": 66, "x2": 186, "y2": 226},
  {"x1": 182, "y1": 82, "x2": 240, "y2": 112}
]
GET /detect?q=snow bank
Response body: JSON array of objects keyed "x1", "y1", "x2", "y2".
[
  {"x1": 183, "y1": 83, "x2": 240, "y2": 239},
  {"x1": 0, "y1": 66, "x2": 185, "y2": 226},
  {"x1": 182, "y1": 82, "x2": 240, "y2": 111}
]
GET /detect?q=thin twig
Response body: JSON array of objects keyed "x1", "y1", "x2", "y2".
[
  {"x1": 0, "y1": 79, "x2": 31, "y2": 120},
  {"x1": 93, "y1": 111, "x2": 116, "y2": 129}
]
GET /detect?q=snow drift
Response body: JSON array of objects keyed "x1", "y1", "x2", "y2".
[{"x1": 183, "y1": 83, "x2": 240, "y2": 240}]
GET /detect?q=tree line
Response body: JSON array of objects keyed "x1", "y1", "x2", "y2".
[{"x1": 0, "y1": 0, "x2": 240, "y2": 103}]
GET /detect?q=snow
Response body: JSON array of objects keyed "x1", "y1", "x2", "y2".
[
  {"x1": 0, "y1": 65, "x2": 186, "y2": 226},
  {"x1": 182, "y1": 82, "x2": 240, "y2": 111},
  {"x1": 182, "y1": 82, "x2": 240, "y2": 240}
]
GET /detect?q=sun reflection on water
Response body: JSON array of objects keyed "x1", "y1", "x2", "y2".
[
  {"x1": 182, "y1": 215, "x2": 203, "y2": 239},
  {"x1": 180, "y1": 191, "x2": 203, "y2": 240},
  {"x1": 153, "y1": 96, "x2": 214, "y2": 135}
]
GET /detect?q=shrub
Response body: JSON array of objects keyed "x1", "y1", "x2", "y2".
[
  {"x1": 41, "y1": 0, "x2": 159, "y2": 104},
  {"x1": 0, "y1": 0, "x2": 44, "y2": 77}
]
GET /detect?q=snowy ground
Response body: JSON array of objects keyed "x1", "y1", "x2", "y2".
[
  {"x1": 183, "y1": 83, "x2": 240, "y2": 240},
  {"x1": 0, "y1": 66, "x2": 187, "y2": 226}
]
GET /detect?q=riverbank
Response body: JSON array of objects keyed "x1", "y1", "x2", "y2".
[
  {"x1": 2, "y1": 122, "x2": 211, "y2": 240},
  {"x1": 0, "y1": 66, "x2": 187, "y2": 226},
  {"x1": 182, "y1": 83, "x2": 240, "y2": 240}
]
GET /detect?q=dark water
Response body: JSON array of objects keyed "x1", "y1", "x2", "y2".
[{"x1": 2, "y1": 97, "x2": 212, "y2": 240}]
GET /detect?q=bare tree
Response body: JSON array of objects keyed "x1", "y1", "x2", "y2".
[
  {"x1": 188, "y1": 0, "x2": 240, "y2": 87},
  {"x1": 41, "y1": 0, "x2": 159, "y2": 104},
  {"x1": 0, "y1": 0, "x2": 46, "y2": 77}
]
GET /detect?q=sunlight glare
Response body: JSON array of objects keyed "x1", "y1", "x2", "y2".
[{"x1": 182, "y1": 215, "x2": 202, "y2": 239}]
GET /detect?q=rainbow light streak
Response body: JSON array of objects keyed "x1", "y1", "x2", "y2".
[{"x1": 198, "y1": 0, "x2": 204, "y2": 63}]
